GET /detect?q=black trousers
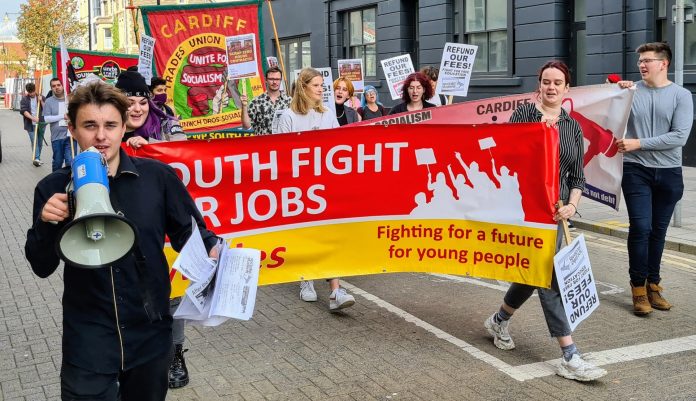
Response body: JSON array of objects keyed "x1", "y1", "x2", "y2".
[{"x1": 60, "y1": 346, "x2": 173, "y2": 401}]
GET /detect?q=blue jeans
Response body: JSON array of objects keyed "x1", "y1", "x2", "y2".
[
  {"x1": 503, "y1": 223, "x2": 571, "y2": 338},
  {"x1": 26, "y1": 127, "x2": 44, "y2": 160},
  {"x1": 51, "y1": 137, "x2": 78, "y2": 171},
  {"x1": 622, "y1": 162, "x2": 684, "y2": 286}
]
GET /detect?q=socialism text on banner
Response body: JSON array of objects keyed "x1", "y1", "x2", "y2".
[{"x1": 141, "y1": 1, "x2": 266, "y2": 133}]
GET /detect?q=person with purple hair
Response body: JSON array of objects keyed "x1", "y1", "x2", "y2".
[
  {"x1": 387, "y1": 72, "x2": 436, "y2": 115},
  {"x1": 115, "y1": 71, "x2": 185, "y2": 150}
]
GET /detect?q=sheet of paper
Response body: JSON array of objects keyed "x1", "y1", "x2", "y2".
[
  {"x1": 184, "y1": 263, "x2": 218, "y2": 313},
  {"x1": 172, "y1": 217, "x2": 214, "y2": 282},
  {"x1": 209, "y1": 247, "x2": 261, "y2": 321}
]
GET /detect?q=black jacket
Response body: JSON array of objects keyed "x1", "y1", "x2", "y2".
[
  {"x1": 19, "y1": 94, "x2": 45, "y2": 132},
  {"x1": 25, "y1": 149, "x2": 218, "y2": 373},
  {"x1": 387, "y1": 100, "x2": 436, "y2": 115}
]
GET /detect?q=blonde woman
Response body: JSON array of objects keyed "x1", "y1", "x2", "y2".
[
  {"x1": 273, "y1": 68, "x2": 339, "y2": 133},
  {"x1": 273, "y1": 68, "x2": 355, "y2": 311}
]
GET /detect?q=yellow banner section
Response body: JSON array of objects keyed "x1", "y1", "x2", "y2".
[{"x1": 167, "y1": 219, "x2": 558, "y2": 297}]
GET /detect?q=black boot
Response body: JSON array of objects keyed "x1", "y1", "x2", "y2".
[{"x1": 168, "y1": 344, "x2": 189, "y2": 389}]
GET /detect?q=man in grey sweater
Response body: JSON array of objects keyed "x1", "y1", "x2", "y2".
[
  {"x1": 43, "y1": 78, "x2": 78, "y2": 171},
  {"x1": 616, "y1": 42, "x2": 693, "y2": 316}
]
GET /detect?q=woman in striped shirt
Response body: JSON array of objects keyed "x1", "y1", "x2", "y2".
[{"x1": 484, "y1": 61, "x2": 607, "y2": 382}]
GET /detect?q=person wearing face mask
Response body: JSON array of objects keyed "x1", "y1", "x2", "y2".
[
  {"x1": 357, "y1": 85, "x2": 386, "y2": 121},
  {"x1": 387, "y1": 72, "x2": 436, "y2": 115},
  {"x1": 483, "y1": 60, "x2": 606, "y2": 382},
  {"x1": 333, "y1": 77, "x2": 361, "y2": 126},
  {"x1": 615, "y1": 42, "x2": 692, "y2": 316},
  {"x1": 115, "y1": 71, "x2": 185, "y2": 149},
  {"x1": 149, "y1": 77, "x2": 175, "y2": 117}
]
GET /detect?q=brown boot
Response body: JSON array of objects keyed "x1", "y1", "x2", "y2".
[
  {"x1": 630, "y1": 282, "x2": 652, "y2": 316},
  {"x1": 647, "y1": 282, "x2": 672, "y2": 311}
]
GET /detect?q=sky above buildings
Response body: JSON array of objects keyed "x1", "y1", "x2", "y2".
[{"x1": 0, "y1": 0, "x2": 25, "y2": 41}]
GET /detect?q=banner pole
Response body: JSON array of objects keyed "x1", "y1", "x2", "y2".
[
  {"x1": 266, "y1": 0, "x2": 289, "y2": 89},
  {"x1": 32, "y1": 45, "x2": 48, "y2": 161},
  {"x1": 447, "y1": 95, "x2": 453, "y2": 105}
]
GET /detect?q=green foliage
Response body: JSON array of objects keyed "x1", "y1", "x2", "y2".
[
  {"x1": 17, "y1": 0, "x2": 87, "y2": 65},
  {"x1": 112, "y1": 16, "x2": 120, "y2": 52}
]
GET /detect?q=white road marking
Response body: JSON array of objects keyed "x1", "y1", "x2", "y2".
[{"x1": 342, "y1": 281, "x2": 696, "y2": 382}]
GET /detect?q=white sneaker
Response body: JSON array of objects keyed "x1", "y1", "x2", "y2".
[
  {"x1": 329, "y1": 288, "x2": 355, "y2": 311},
  {"x1": 557, "y1": 354, "x2": 607, "y2": 382},
  {"x1": 484, "y1": 313, "x2": 515, "y2": 350},
  {"x1": 299, "y1": 280, "x2": 317, "y2": 302}
]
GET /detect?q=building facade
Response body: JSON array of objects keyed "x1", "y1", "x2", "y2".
[{"x1": 260, "y1": 0, "x2": 696, "y2": 166}]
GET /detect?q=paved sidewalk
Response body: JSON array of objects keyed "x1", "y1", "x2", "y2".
[{"x1": 574, "y1": 166, "x2": 696, "y2": 255}]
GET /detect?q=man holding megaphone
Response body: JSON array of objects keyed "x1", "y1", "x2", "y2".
[{"x1": 25, "y1": 81, "x2": 220, "y2": 401}]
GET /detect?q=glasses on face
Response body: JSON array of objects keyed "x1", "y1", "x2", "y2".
[
  {"x1": 267, "y1": 78, "x2": 281, "y2": 82},
  {"x1": 637, "y1": 58, "x2": 664, "y2": 66}
]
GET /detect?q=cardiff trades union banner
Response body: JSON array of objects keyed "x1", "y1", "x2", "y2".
[
  {"x1": 51, "y1": 47, "x2": 138, "y2": 88},
  {"x1": 353, "y1": 85, "x2": 634, "y2": 210},
  {"x1": 141, "y1": 1, "x2": 265, "y2": 133},
  {"x1": 126, "y1": 123, "x2": 561, "y2": 295}
]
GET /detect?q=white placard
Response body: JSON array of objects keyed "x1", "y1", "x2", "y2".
[
  {"x1": 226, "y1": 33, "x2": 259, "y2": 79},
  {"x1": 435, "y1": 43, "x2": 477, "y2": 97},
  {"x1": 553, "y1": 234, "x2": 600, "y2": 332},
  {"x1": 137, "y1": 34, "x2": 156, "y2": 85},
  {"x1": 338, "y1": 58, "x2": 364, "y2": 92},
  {"x1": 380, "y1": 54, "x2": 415, "y2": 100}
]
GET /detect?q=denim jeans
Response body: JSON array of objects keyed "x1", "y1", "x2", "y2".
[
  {"x1": 503, "y1": 223, "x2": 571, "y2": 338},
  {"x1": 51, "y1": 137, "x2": 78, "y2": 171},
  {"x1": 622, "y1": 162, "x2": 684, "y2": 286},
  {"x1": 26, "y1": 127, "x2": 44, "y2": 160}
]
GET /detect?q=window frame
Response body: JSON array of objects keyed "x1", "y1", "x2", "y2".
[
  {"x1": 342, "y1": 6, "x2": 378, "y2": 79},
  {"x1": 461, "y1": 0, "x2": 514, "y2": 76},
  {"x1": 276, "y1": 35, "x2": 312, "y2": 84}
]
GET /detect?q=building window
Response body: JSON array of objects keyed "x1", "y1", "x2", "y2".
[
  {"x1": 344, "y1": 7, "x2": 377, "y2": 78},
  {"x1": 278, "y1": 36, "x2": 311, "y2": 82},
  {"x1": 104, "y1": 28, "x2": 113, "y2": 50},
  {"x1": 570, "y1": 0, "x2": 587, "y2": 86},
  {"x1": 453, "y1": 0, "x2": 463, "y2": 43},
  {"x1": 656, "y1": 0, "x2": 668, "y2": 42},
  {"x1": 464, "y1": 0, "x2": 510, "y2": 73}
]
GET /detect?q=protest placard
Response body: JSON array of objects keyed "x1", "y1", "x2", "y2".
[
  {"x1": 380, "y1": 54, "x2": 415, "y2": 100},
  {"x1": 338, "y1": 58, "x2": 364, "y2": 92},
  {"x1": 554, "y1": 234, "x2": 600, "y2": 331},
  {"x1": 436, "y1": 43, "x2": 477, "y2": 97},
  {"x1": 226, "y1": 33, "x2": 259, "y2": 79},
  {"x1": 266, "y1": 56, "x2": 278, "y2": 68},
  {"x1": 137, "y1": 34, "x2": 156, "y2": 85}
]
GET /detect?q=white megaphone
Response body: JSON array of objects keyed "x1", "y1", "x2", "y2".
[{"x1": 57, "y1": 147, "x2": 137, "y2": 268}]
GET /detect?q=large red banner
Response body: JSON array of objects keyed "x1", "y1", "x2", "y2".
[
  {"x1": 51, "y1": 47, "x2": 138, "y2": 86},
  {"x1": 127, "y1": 123, "x2": 561, "y2": 291},
  {"x1": 141, "y1": 1, "x2": 266, "y2": 133}
]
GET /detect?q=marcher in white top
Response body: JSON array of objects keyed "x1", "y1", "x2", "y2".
[
  {"x1": 272, "y1": 67, "x2": 355, "y2": 312},
  {"x1": 273, "y1": 69, "x2": 339, "y2": 134}
]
